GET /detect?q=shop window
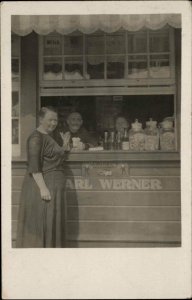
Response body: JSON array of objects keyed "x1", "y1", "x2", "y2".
[
  {"x1": 127, "y1": 31, "x2": 147, "y2": 53},
  {"x1": 44, "y1": 35, "x2": 62, "y2": 55},
  {"x1": 128, "y1": 55, "x2": 148, "y2": 78},
  {"x1": 11, "y1": 58, "x2": 19, "y2": 81},
  {"x1": 149, "y1": 54, "x2": 170, "y2": 78},
  {"x1": 149, "y1": 30, "x2": 169, "y2": 53},
  {"x1": 106, "y1": 32, "x2": 125, "y2": 54},
  {"x1": 11, "y1": 35, "x2": 20, "y2": 156},
  {"x1": 64, "y1": 34, "x2": 83, "y2": 55},
  {"x1": 87, "y1": 56, "x2": 104, "y2": 79},
  {"x1": 64, "y1": 56, "x2": 84, "y2": 80},
  {"x1": 41, "y1": 95, "x2": 176, "y2": 152},
  {"x1": 40, "y1": 27, "x2": 174, "y2": 84},
  {"x1": 107, "y1": 56, "x2": 125, "y2": 79},
  {"x1": 43, "y1": 57, "x2": 62, "y2": 80}
]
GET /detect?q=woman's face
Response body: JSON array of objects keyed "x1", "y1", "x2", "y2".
[
  {"x1": 40, "y1": 111, "x2": 58, "y2": 133},
  {"x1": 115, "y1": 117, "x2": 128, "y2": 133}
]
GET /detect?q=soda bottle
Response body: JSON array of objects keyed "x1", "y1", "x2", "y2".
[
  {"x1": 121, "y1": 128, "x2": 129, "y2": 150},
  {"x1": 109, "y1": 131, "x2": 115, "y2": 150},
  {"x1": 116, "y1": 131, "x2": 122, "y2": 150},
  {"x1": 103, "y1": 131, "x2": 109, "y2": 150}
]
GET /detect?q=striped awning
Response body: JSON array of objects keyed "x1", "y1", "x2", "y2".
[{"x1": 11, "y1": 14, "x2": 181, "y2": 36}]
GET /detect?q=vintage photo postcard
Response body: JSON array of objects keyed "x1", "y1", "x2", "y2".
[{"x1": 1, "y1": 1, "x2": 192, "y2": 299}]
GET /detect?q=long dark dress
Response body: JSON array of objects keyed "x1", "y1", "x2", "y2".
[{"x1": 16, "y1": 130, "x2": 67, "y2": 248}]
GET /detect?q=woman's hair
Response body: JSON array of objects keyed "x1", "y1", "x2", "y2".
[{"x1": 38, "y1": 106, "x2": 58, "y2": 118}]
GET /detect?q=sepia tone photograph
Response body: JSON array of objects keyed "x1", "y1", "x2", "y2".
[
  {"x1": 11, "y1": 13, "x2": 182, "y2": 248},
  {"x1": 2, "y1": 1, "x2": 191, "y2": 299}
]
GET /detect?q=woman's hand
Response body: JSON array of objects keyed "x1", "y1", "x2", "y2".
[
  {"x1": 32, "y1": 173, "x2": 51, "y2": 201},
  {"x1": 60, "y1": 131, "x2": 71, "y2": 151},
  {"x1": 40, "y1": 187, "x2": 51, "y2": 201}
]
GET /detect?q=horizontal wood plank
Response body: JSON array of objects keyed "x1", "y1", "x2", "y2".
[
  {"x1": 67, "y1": 191, "x2": 181, "y2": 206},
  {"x1": 64, "y1": 177, "x2": 180, "y2": 191},
  {"x1": 130, "y1": 167, "x2": 180, "y2": 176},
  {"x1": 67, "y1": 221, "x2": 181, "y2": 242},
  {"x1": 66, "y1": 241, "x2": 181, "y2": 248},
  {"x1": 12, "y1": 168, "x2": 26, "y2": 176},
  {"x1": 63, "y1": 167, "x2": 82, "y2": 176},
  {"x1": 67, "y1": 206, "x2": 181, "y2": 221},
  {"x1": 12, "y1": 205, "x2": 19, "y2": 221},
  {"x1": 12, "y1": 176, "x2": 24, "y2": 191},
  {"x1": 12, "y1": 191, "x2": 21, "y2": 205}
]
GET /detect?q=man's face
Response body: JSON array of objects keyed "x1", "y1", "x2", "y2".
[
  {"x1": 67, "y1": 113, "x2": 83, "y2": 133},
  {"x1": 115, "y1": 117, "x2": 128, "y2": 133}
]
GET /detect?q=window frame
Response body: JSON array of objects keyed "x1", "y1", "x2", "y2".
[{"x1": 39, "y1": 26, "x2": 175, "y2": 88}]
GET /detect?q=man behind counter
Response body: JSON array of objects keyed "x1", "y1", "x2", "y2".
[{"x1": 52, "y1": 112, "x2": 98, "y2": 151}]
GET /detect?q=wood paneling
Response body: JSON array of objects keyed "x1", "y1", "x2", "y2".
[
  {"x1": 12, "y1": 191, "x2": 21, "y2": 205},
  {"x1": 12, "y1": 176, "x2": 24, "y2": 191},
  {"x1": 64, "y1": 177, "x2": 180, "y2": 191},
  {"x1": 12, "y1": 205, "x2": 19, "y2": 221},
  {"x1": 67, "y1": 221, "x2": 181, "y2": 242},
  {"x1": 67, "y1": 191, "x2": 181, "y2": 206},
  {"x1": 130, "y1": 167, "x2": 180, "y2": 176},
  {"x1": 67, "y1": 241, "x2": 181, "y2": 248},
  {"x1": 67, "y1": 206, "x2": 180, "y2": 221},
  {"x1": 12, "y1": 160, "x2": 181, "y2": 247},
  {"x1": 12, "y1": 168, "x2": 26, "y2": 176}
]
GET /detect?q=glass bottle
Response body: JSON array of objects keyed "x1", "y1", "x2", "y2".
[
  {"x1": 108, "y1": 131, "x2": 115, "y2": 150},
  {"x1": 129, "y1": 119, "x2": 145, "y2": 151},
  {"x1": 103, "y1": 131, "x2": 109, "y2": 150},
  {"x1": 121, "y1": 128, "x2": 129, "y2": 150},
  {"x1": 144, "y1": 118, "x2": 159, "y2": 151},
  {"x1": 115, "y1": 131, "x2": 122, "y2": 150},
  {"x1": 160, "y1": 120, "x2": 175, "y2": 151}
]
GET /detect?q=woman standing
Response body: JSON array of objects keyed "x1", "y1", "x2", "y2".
[{"x1": 16, "y1": 107, "x2": 70, "y2": 248}]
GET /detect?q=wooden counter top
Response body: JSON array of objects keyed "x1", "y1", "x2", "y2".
[{"x1": 12, "y1": 151, "x2": 180, "y2": 164}]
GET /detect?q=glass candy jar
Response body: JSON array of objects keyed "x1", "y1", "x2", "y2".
[
  {"x1": 129, "y1": 119, "x2": 145, "y2": 151},
  {"x1": 144, "y1": 118, "x2": 159, "y2": 151},
  {"x1": 160, "y1": 120, "x2": 175, "y2": 151}
]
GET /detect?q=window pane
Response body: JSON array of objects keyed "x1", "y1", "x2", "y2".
[
  {"x1": 12, "y1": 92, "x2": 19, "y2": 117},
  {"x1": 128, "y1": 55, "x2": 148, "y2": 78},
  {"x1": 64, "y1": 56, "x2": 84, "y2": 80},
  {"x1": 128, "y1": 32, "x2": 147, "y2": 53},
  {"x1": 12, "y1": 119, "x2": 19, "y2": 144},
  {"x1": 44, "y1": 36, "x2": 62, "y2": 55},
  {"x1": 86, "y1": 56, "x2": 104, "y2": 79},
  {"x1": 85, "y1": 35, "x2": 104, "y2": 55},
  {"x1": 11, "y1": 35, "x2": 20, "y2": 57},
  {"x1": 12, "y1": 58, "x2": 19, "y2": 81},
  {"x1": 43, "y1": 57, "x2": 62, "y2": 80},
  {"x1": 149, "y1": 54, "x2": 170, "y2": 78},
  {"x1": 107, "y1": 56, "x2": 125, "y2": 79},
  {"x1": 106, "y1": 33, "x2": 125, "y2": 54},
  {"x1": 149, "y1": 32, "x2": 169, "y2": 52},
  {"x1": 64, "y1": 35, "x2": 83, "y2": 55}
]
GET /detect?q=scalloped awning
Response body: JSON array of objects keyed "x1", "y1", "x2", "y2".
[{"x1": 11, "y1": 14, "x2": 181, "y2": 36}]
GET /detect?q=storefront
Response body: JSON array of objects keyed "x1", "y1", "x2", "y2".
[{"x1": 11, "y1": 14, "x2": 181, "y2": 247}]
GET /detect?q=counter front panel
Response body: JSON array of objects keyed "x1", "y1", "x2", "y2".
[{"x1": 12, "y1": 154, "x2": 181, "y2": 247}]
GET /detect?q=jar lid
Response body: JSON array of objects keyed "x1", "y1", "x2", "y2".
[
  {"x1": 146, "y1": 118, "x2": 157, "y2": 127},
  {"x1": 131, "y1": 119, "x2": 142, "y2": 130},
  {"x1": 161, "y1": 120, "x2": 173, "y2": 129}
]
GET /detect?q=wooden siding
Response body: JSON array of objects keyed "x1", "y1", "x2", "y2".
[{"x1": 12, "y1": 160, "x2": 181, "y2": 247}]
